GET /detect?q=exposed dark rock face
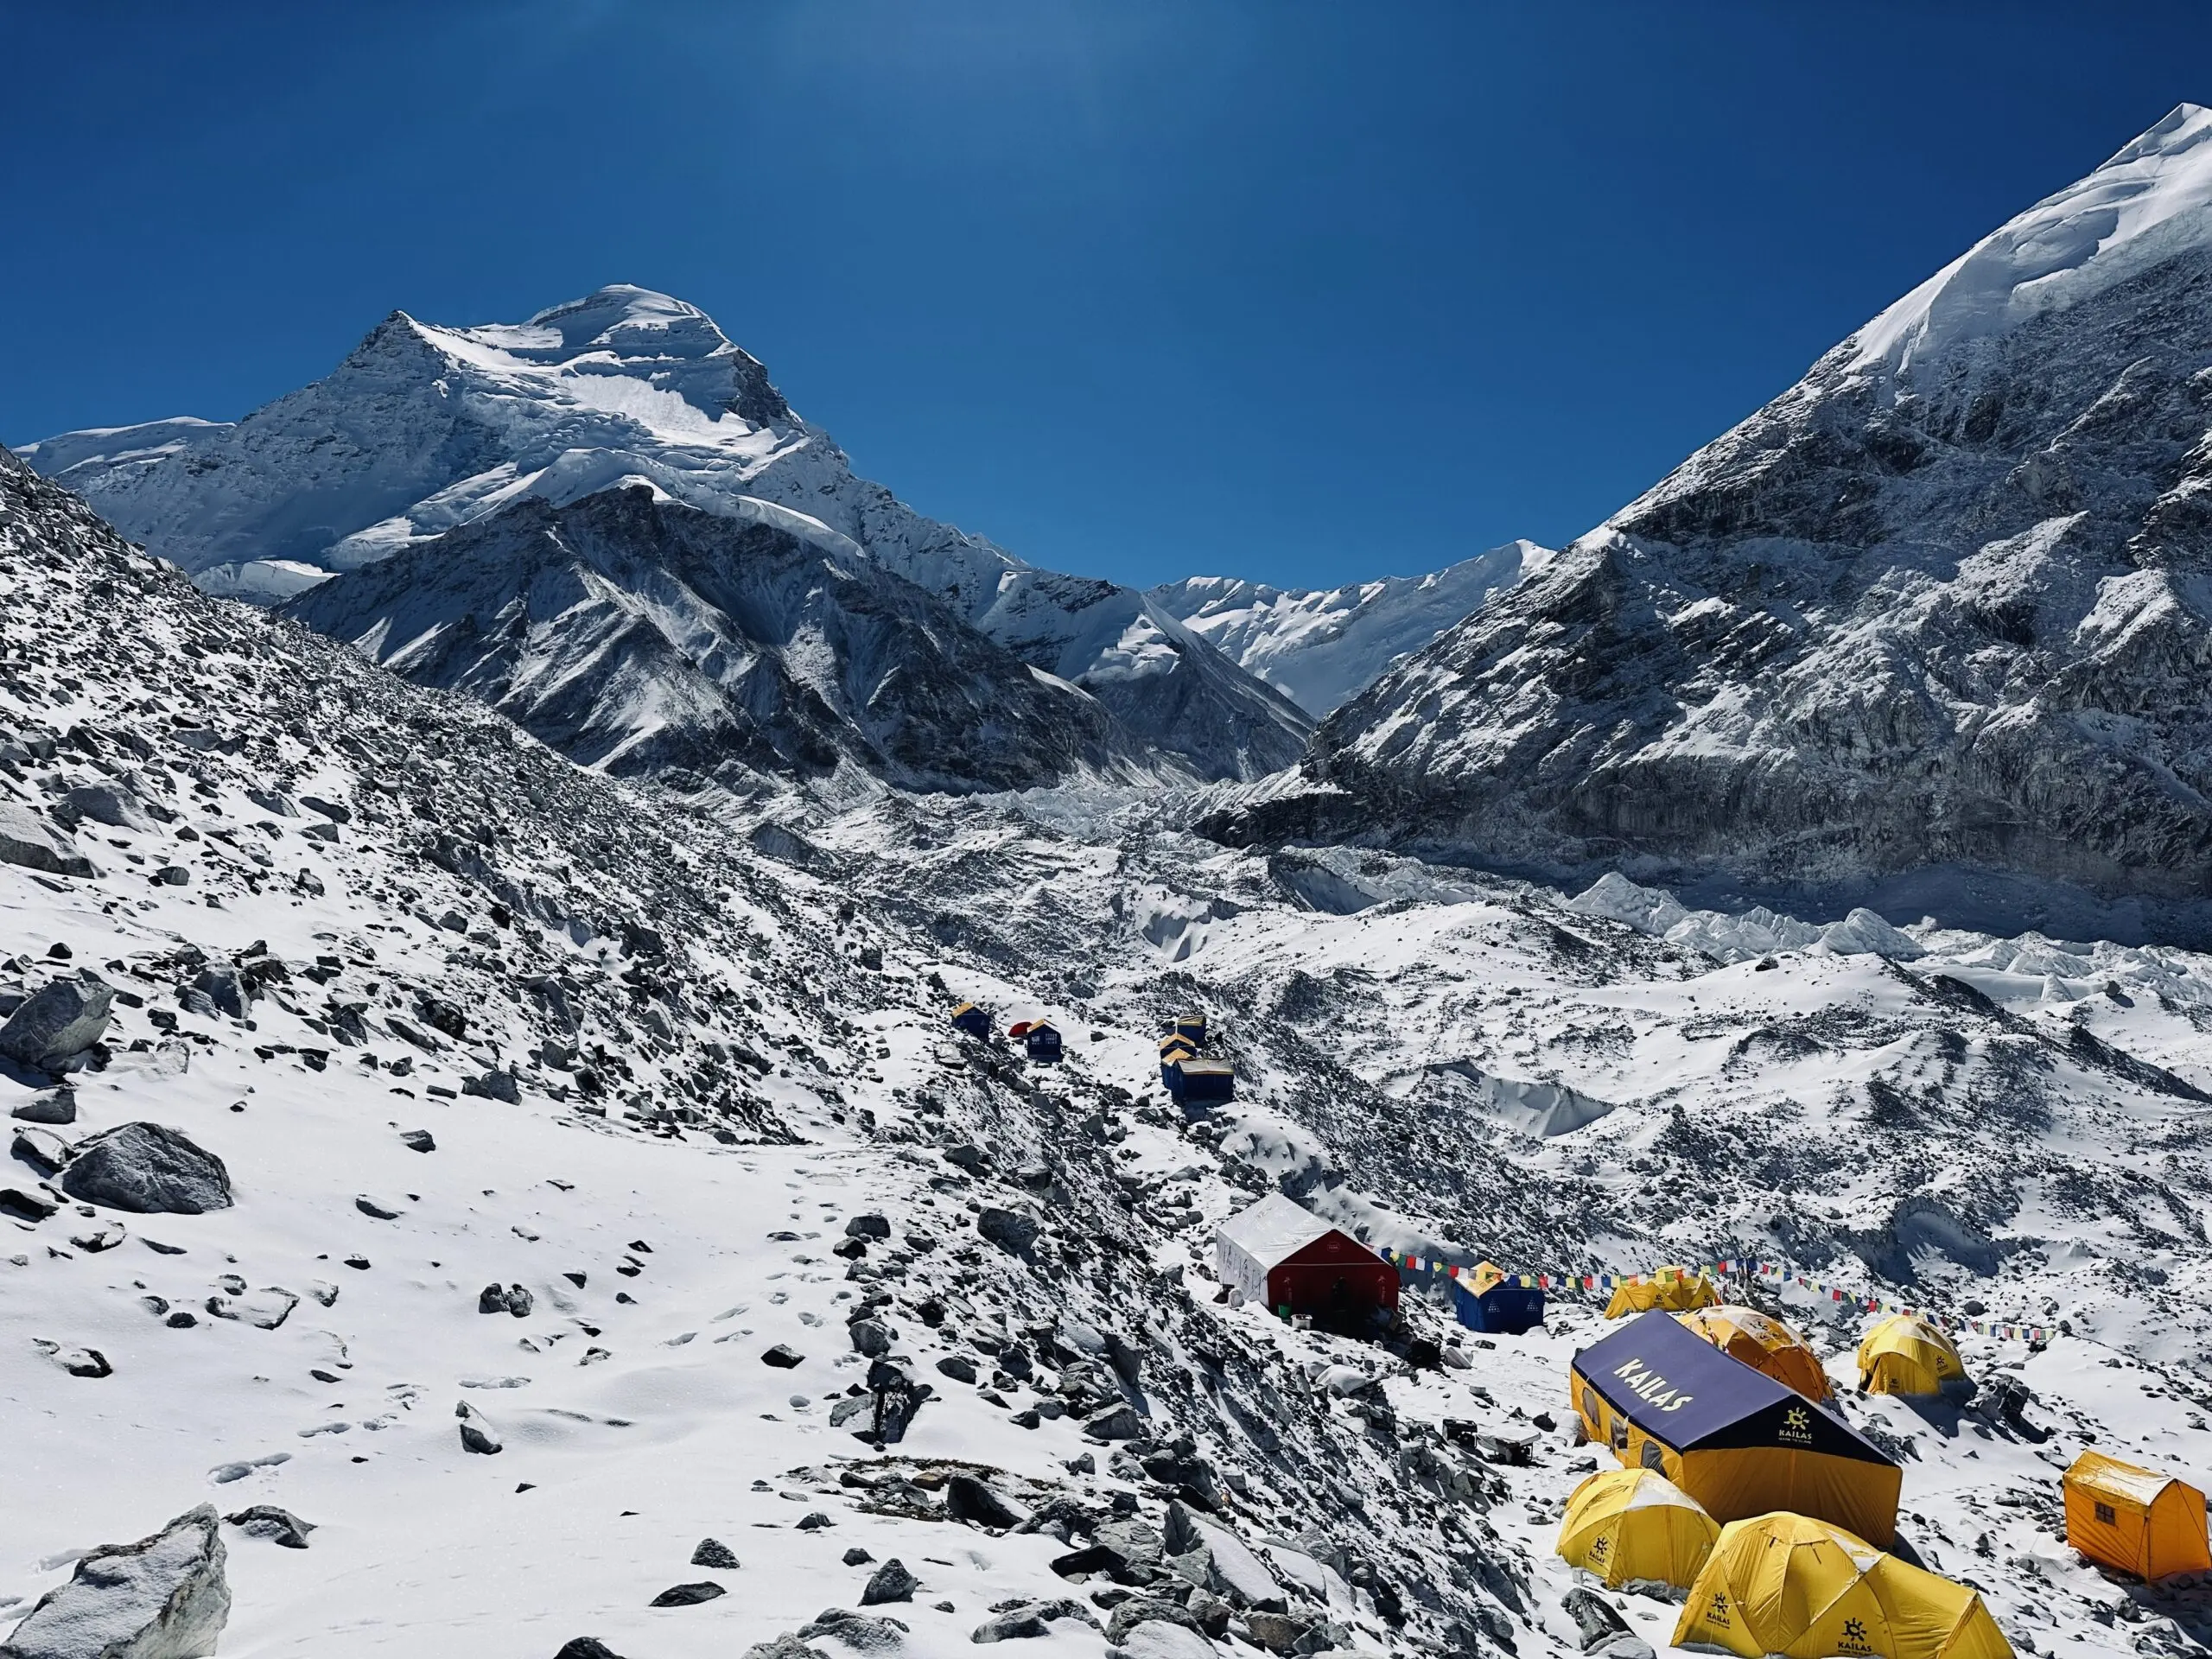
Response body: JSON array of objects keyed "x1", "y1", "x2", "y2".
[
  {"x1": 1213, "y1": 112, "x2": 2212, "y2": 942},
  {"x1": 283, "y1": 487, "x2": 1139, "y2": 794}
]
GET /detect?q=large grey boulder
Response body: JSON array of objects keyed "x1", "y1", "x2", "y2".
[
  {"x1": 186, "y1": 966, "x2": 248, "y2": 1021},
  {"x1": 0, "y1": 802, "x2": 93, "y2": 879},
  {"x1": 65, "y1": 784, "x2": 149, "y2": 833},
  {"x1": 1104, "y1": 1599, "x2": 1205, "y2": 1645},
  {"x1": 0, "y1": 1503, "x2": 229, "y2": 1658},
  {"x1": 976, "y1": 1206, "x2": 1038, "y2": 1254},
  {"x1": 59, "y1": 1124, "x2": 232, "y2": 1215},
  {"x1": 970, "y1": 1599, "x2": 1097, "y2": 1643},
  {"x1": 0, "y1": 972, "x2": 114, "y2": 1071}
]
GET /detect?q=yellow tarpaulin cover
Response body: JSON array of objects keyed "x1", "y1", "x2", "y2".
[
  {"x1": 1679, "y1": 1305, "x2": 1834, "y2": 1402},
  {"x1": 2063, "y1": 1451, "x2": 2212, "y2": 1581},
  {"x1": 1556, "y1": 1467, "x2": 1719, "y2": 1590},
  {"x1": 1605, "y1": 1267, "x2": 1720, "y2": 1319},
  {"x1": 1857, "y1": 1314, "x2": 1968, "y2": 1396},
  {"x1": 1675, "y1": 1512, "x2": 2014, "y2": 1659}
]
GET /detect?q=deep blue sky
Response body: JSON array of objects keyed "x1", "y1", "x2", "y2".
[{"x1": 5, "y1": 3, "x2": 2207, "y2": 589}]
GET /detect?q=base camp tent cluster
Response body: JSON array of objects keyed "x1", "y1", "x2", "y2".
[
  {"x1": 1555, "y1": 1312, "x2": 2028, "y2": 1656},
  {"x1": 1570, "y1": 1311, "x2": 1904, "y2": 1546},
  {"x1": 1160, "y1": 1014, "x2": 1235, "y2": 1105}
]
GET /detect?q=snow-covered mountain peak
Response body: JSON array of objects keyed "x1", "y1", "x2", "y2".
[
  {"x1": 1152, "y1": 541, "x2": 1554, "y2": 716},
  {"x1": 1854, "y1": 100, "x2": 2212, "y2": 374},
  {"x1": 19, "y1": 289, "x2": 1311, "y2": 779}
]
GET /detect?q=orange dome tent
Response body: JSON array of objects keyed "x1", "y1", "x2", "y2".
[{"x1": 1677, "y1": 1304, "x2": 1833, "y2": 1402}]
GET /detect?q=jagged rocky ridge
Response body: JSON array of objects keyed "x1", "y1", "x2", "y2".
[
  {"x1": 1149, "y1": 542, "x2": 1553, "y2": 719},
  {"x1": 1212, "y1": 105, "x2": 2212, "y2": 943},
  {"x1": 21, "y1": 285, "x2": 1312, "y2": 782},
  {"x1": 281, "y1": 482, "x2": 1141, "y2": 791}
]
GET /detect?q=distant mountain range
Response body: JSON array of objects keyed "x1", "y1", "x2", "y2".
[
  {"x1": 21, "y1": 287, "x2": 1327, "y2": 787},
  {"x1": 28, "y1": 106, "x2": 2212, "y2": 939},
  {"x1": 1148, "y1": 541, "x2": 1551, "y2": 717}
]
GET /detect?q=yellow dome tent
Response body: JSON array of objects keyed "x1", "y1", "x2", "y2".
[
  {"x1": 1674, "y1": 1512, "x2": 2014, "y2": 1659},
  {"x1": 1678, "y1": 1304, "x2": 1834, "y2": 1403},
  {"x1": 1603, "y1": 1266, "x2": 1720, "y2": 1319},
  {"x1": 1858, "y1": 1314, "x2": 1969, "y2": 1396},
  {"x1": 1556, "y1": 1467, "x2": 1719, "y2": 1590},
  {"x1": 2063, "y1": 1451, "x2": 2212, "y2": 1581}
]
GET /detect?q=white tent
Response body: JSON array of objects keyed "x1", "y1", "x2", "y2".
[{"x1": 1214, "y1": 1192, "x2": 1333, "y2": 1304}]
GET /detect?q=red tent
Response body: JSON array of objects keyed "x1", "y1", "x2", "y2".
[{"x1": 1215, "y1": 1194, "x2": 1397, "y2": 1328}]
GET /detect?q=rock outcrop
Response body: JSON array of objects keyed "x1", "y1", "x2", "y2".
[
  {"x1": 0, "y1": 1505, "x2": 229, "y2": 1659},
  {"x1": 59, "y1": 1123, "x2": 232, "y2": 1215}
]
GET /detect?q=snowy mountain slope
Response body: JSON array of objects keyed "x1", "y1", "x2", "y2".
[
  {"x1": 1210, "y1": 105, "x2": 2212, "y2": 944},
  {"x1": 1148, "y1": 543, "x2": 1552, "y2": 717},
  {"x1": 18, "y1": 285, "x2": 1310, "y2": 780},
  {"x1": 7, "y1": 445, "x2": 2212, "y2": 1656},
  {"x1": 0, "y1": 446, "x2": 1563, "y2": 1658},
  {"x1": 280, "y1": 481, "x2": 1147, "y2": 792}
]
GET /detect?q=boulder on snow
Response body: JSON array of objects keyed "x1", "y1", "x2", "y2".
[
  {"x1": 976, "y1": 1206, "x2": 1038, "y2": 1254},
  {"x1": 59, "y1": 1123, "x2": 232, "y2": 1214},
  {"x1": 0, "y1": 1503, "x2": 229, "y2": 1658},
  {"x1": 691, "y1": 1538, "x2": 741, "y2": 1569},
  {"x1": 65, "y1": 783, "x2": 149, "y2": 832},
  {"x1": 1111, "y1": 1623, "x2": 1217, "y2": 1659},
  {"x1": 1560, "y1": 1587, "x2": 1632, "y2": 1652},
  {"x1": 462, "y1": 1068, "x2": 521, "y2": 1103},
  {"x1": 10, "y1": 1088, "x2": 77, "y2": 1125},
  {"x1": 554, "y1": 1642, "x2": 627, "y2": 1659},
  {"x1": 849, "y1": 1319, "x2": 893, "y2": 1357},
  {"x1": 0, "y1": 801, "x2": 94, "y2": 879},
  {"x1": 859, "y1": 1559, "x2": 918, "y2": 1605},
  {"x1": 743, "y1": 1640, "x2": 829, "y2": 1659},
  {"x1": 845, "y1": 1213, "x2": 892, "y2": 1239},
  {"x1": 797, "y1": 1610, "x2": 908, "y2": 1651},
  {"x1": 1104, "y1": 1598, "x2": 1205, "y2": 1645},
  {"x1": 223, "y1": 1505, "x2": 315, "y2": 1549},
  {"x1": 1242, "y1": 1612, "x2": 1313, "y2": 1654},
  {"x1": 0, "y1": 971, "x2": 114, "y2": 1071},
  {"x1": 12, "y1": 1126, "x2": 73, "y2": 1177},
  {"x1": 456, "y1": 1402, "x2": 502, "y2": 1455},
  {"x1": 188, "y1": 964, "x2": 250, "y2": 1020},
  {"x1": 944, "y1": 1475, "x2": 1025, "y2": 1531},
  {"x1": 1084, "y1": 1404, "x2": 1143, "y2": 1440},
  {"x1": 649, "y1": 1582, "x2": 725, "y2": 1607},
  {"x1": 971, "y1": 1599, "x2": 1099, "y2": 1643}
]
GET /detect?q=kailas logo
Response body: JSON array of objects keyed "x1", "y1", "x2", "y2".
[
  {"x1": 1840, "y1": 1616, "x2": 1872, "y2": 1654},
  {"x1": 1587, "y1": 1535, "x2": 1610, "y2": 1559},
  {"x1": 1610, "y1": 1357, "x2": 1696, "y2": 1412},
  {"x1": 1703, "y1": 1592, "x2": 1732, "y2": 1628},
  {"x1": 1778, "y1": 1403, "x2": 1815, "y2": 1446}
]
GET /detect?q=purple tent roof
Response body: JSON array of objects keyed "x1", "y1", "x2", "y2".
[{"x1": 1573, "y1": 1311, "x2": 1893, "y2": 1466}]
